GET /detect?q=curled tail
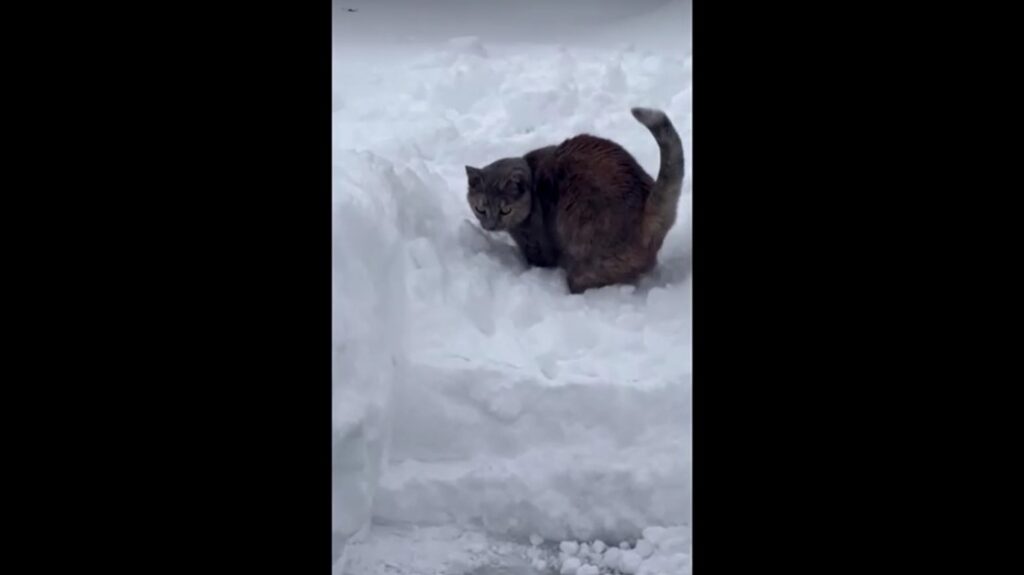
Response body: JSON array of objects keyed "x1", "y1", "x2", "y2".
[{"x1": 631, "y1": 107, "x2": 684, "y2": 249}]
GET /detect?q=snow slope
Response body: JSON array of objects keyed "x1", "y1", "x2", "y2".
[{"x1": 333, "y1": 1, "x2": 692, "y2": 573}]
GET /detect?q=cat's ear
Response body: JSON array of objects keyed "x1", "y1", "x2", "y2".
[{"x1": 465, "y1": 166, "x2": 483, "y2": 188}]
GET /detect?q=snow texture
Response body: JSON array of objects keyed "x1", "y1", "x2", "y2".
[{"x1": 334, "y1": 1, "x2": 691, "y2": 573}]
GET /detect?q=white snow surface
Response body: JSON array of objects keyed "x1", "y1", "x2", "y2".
[{"x1": 333, "y1": 1, "x2": 691, "y2": 573}]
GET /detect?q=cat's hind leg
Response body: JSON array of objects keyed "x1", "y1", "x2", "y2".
[{"x1": 565, "y1": 248, "x2": 651, "y2": 294}]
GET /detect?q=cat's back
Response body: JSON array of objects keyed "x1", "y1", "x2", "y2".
[
  {"x1": 552, "y1": 134, "x2": 652, "y2": 209},
  {"x1": 535, "y1": 134, "x2": 652, "y2": 256}
]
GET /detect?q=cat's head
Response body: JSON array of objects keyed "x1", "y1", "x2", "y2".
[{"x1": 465, "y1": 158, "x2": 532, "y2": 231}]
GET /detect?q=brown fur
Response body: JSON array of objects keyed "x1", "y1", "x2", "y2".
[{"x1": 466, "y1": 107, "x2": 684, "y2": 294}]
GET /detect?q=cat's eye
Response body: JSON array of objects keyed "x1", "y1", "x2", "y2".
[
  {"x1": 475, "y1": 206, "x2": 486, "y2": 214},
  {"x1": 499, "y1": 206, "x2": 512, "y2": 215}
]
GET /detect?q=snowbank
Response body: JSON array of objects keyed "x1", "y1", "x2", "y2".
[{"x1": 332, "y1": 154, "x2": 409, "y2": 563}]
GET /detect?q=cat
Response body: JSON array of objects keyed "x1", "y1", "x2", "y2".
[{"x1": 465, "y1": 107, "x2": 684, "y2": 294}]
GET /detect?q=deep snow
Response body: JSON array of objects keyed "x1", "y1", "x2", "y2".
[{"x1": 334, "y1": 1, "x2": 692, "y2": 573}]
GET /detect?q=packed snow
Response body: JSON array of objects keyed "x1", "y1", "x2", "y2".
[{"x1": 333, "y1": 1, "x2": 691, "y2": 573}]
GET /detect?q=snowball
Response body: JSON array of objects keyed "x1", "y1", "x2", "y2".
[
  {"x1": 602, "y1": 547, "x2": 622, "y2": 570},
  {"x1": 560, "y1": 557, "x2": 582, "y2": 575},
  {"x1": 620, "y1": 550, "x2": 643, "y2": 574},
  {"x1": 560, "y1": 541, "x2": 580, "y2": 556}
]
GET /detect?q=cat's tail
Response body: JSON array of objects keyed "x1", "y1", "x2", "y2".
[{"x1": 631, "y1": 107, "x2": 684, "y2": 249}]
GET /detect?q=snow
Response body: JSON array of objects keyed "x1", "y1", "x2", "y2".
[
  {"x1": 333, "y1": 1, "x2": 691, "y2": 573},
  {"x1": 620, "y1": 551, "x2": 643, "y2": 574}
]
